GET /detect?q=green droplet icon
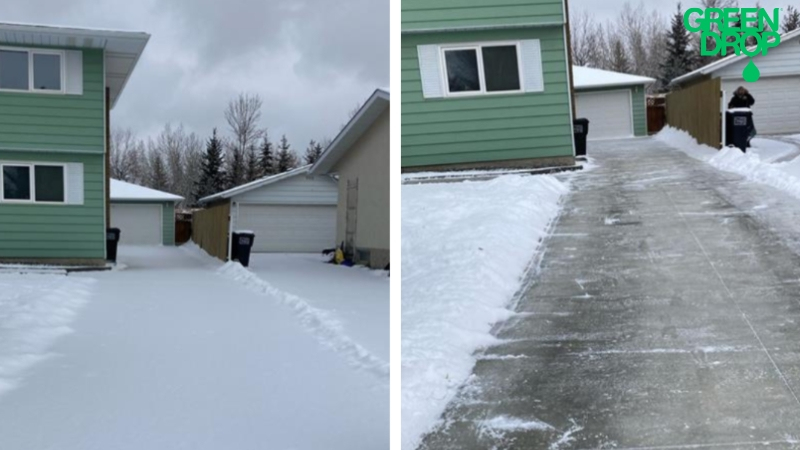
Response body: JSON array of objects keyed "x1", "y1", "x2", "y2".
[{"x1": 743, "y1": 59, "x2": 760, "y2": 82}]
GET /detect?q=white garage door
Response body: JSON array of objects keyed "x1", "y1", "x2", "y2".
[
  {"x1": 237, "y1": 204, "x2": 337, "y2": 253},
  {"x1": 723, "y1": 76, "x2": 800, "y2": 135},
  {"x1": 575, "y1": 90, "x2": 634, "y2": 140},
  {"x1": 110, "y1": 203, "x2": 162, "y2": 245}
]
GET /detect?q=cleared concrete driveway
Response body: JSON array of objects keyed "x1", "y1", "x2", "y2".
[{"x1": 419, "y1": 138, "x2": 800, "y2": 449}]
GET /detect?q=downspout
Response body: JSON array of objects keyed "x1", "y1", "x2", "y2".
[
  {"x1": 564, "y1": 0, "x2": 576, "y2": 119},
  {"x1": 105, "y1": 86, "x2": 111, "y2": 229}
]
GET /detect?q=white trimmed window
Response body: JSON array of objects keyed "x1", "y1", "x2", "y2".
[
  {"x1": 0, "y1": 163, "x2": 70, "y2": 204},
  {"x1": 417, "y1": 40, "x2": 544, "y2": 99},
  {"x1": 0, "y1": 48, "x2": 66, "y2": 93}
]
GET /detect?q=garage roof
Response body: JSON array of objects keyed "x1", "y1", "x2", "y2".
[
  {"x1": 197, "y1": 165, "x2": 313, "y2": 204},
  {"x1": 0, "y1": 22, "x2": 150, "y2": 109},
  {"x1": 111, "y1": 179, "x2": 183, "y2": 202},
  {"x1": 309, "y1": 88, "x2": 390, "y2": 175},
  {"x1": 671, "y1": 28, "x2": 800, "y2": 85},
  {"x1": 574, "y1": 66, "x2": 655, "y2": 90}
]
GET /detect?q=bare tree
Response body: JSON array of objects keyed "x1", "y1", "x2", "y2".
[
  {"x1": 110, "y1": 128, "x2": 140, "y2": 182},
  {"x1": 224, "y1": 93, "x2": 264, "y2": 188}
]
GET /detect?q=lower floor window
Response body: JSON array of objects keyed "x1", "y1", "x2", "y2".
[{"x1": 1, "y1": 164, "x2": 65, "y2": 203}]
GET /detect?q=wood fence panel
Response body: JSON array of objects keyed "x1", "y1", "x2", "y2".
[
  {"x1": 192, "y1": 202, "x2": 229, "y2": 261},
  {"x1": 666, "y1": 77, "x2": 722, "y2": 149},
  {"x1": 647, "y1": 97, "x2": 666, "y2": 134}
]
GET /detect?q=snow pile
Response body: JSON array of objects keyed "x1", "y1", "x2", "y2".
[
  {"x1": 216, "y1": 262, "x2": 390, "y2": 380},
  {"x1": 656, "y1": 127, "x2": 800, "y2": 200},
  {"x1": 401, "y1": 174, "x2": 569, "y2": 449},
  {"x1": 0, "y1": 275, "x2": 94, "y2": 397}
]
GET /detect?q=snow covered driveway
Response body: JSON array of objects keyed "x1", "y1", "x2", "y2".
[
  {"x1": 0, "y1": 246, "x2": 387, "y2": 450},
  {"x1": 418, "y1": 138, "x2": 800, "y2": 449}
]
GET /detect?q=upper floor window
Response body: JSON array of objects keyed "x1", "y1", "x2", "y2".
[{"x1": 0, "y1": 48, "x2": 63, "y2": 93}]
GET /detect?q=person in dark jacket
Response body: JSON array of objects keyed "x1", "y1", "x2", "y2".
[
  {"x1": 727, "y1": 86, "x2": 757, "y2": 148},
  {"x1": 729, "y1": 86, "x2": 755, "y2": 108}
]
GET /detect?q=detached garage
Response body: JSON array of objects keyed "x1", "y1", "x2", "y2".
[
  {"x1": 195, "y1": 166, "x2": 338, "y2": 259},
  {"x1": 573, "y1": 66, "x2": 655, "y2": 140},
  {"x1": 671, "y1": 29, "x2": 800, "y2": 136},
  {"x1": 110, "y1": 179, "x2": 183, "y2": 246}
]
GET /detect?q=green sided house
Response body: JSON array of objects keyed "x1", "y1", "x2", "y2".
[
  {"x1": 401, "y1": 0, "x2": 577, "y2": 171},
  {"x1": 0, "y1": 23, "x2": 149, "y2": 264}
]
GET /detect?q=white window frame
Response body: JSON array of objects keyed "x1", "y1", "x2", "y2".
[
  {"x1": 439, "y1": 41, "x2": 525, "y2": 98},
  {"x1": 0, "y1": 46, "x2": 66, "y2": 94},
  {"x1": 0, "y1": 162, "x2": 68, "y2": 205}
]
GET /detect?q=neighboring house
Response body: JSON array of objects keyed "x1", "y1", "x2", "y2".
[
  {"x1": 195, "y1": 166, "x2": 338, "y2": 259},
  {"x1": 401, "y1": 0, "x2": 576, "y2": 171},
  {"x1": 110, "y1": 180, "x2": 183, "y2": 246},
  {"x1": 310, "y1": 88, "x2": 390, "y2": 269},
  {"x1": 672, "y1": 28, "x2": 800, "y2": 135},
  {"x1": 0, "y1": 23, "x2": 149, "y2": 264},
  {"x1": 573, "y1": 66, "x2": 655, "y2": 140}
]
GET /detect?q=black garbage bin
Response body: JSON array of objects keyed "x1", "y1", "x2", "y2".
[
  {"x1": 726, "y1": 109, "x2": 754, "y2": 152},
  {"x1": 573, "y1": 118, "x2": 590, "y2": 157},
  {"x1": 231, "y1": 231, "x2": 256, "y2": 267},
  {"x1": 106, "y1": 228, "x2": 121, "y2": 263}
]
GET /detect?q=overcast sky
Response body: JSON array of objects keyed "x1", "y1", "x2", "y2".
[
  {"x1": 6, "y1": 0, "x2": 388, "y2": 150},
  {"x1": 570, "y1": 0, "x2": 787, "y2": 24}
]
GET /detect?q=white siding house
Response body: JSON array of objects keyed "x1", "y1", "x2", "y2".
[
  {"x1": 198, "y1": 166, "x2": 338, "y2": 253},
  {"x1": 672, "y1": 29, "x2": 800, "y2": 135}
]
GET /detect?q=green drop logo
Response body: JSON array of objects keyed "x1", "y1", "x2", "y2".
[{"x1": 743, "y1": 59, "x2": 760, "y2": 82}]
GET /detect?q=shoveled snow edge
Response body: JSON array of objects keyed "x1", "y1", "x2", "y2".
[
  {"x1": 656, "y1": 126, "x2": 800, "y2": 200},
  {"x1": 217, "y1": 262, "x2": 390, "y2": 380}
]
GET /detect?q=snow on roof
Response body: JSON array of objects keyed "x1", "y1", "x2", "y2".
[
  {"x1": 573, "y1": 66, "x2": 655, "y2": 90},
  {"x1": 0, "y1": 22, "x2": 150, "y2": 109},
  {"x1": 197, "y1": 165, "x2": 313, "y2": 204},
  {"x1": 111, "y1": 179, "x2": 183, "y2": 202},
  {"x1": 671, "y1": 28, "x2": 800, "y2": 85},
  {"x1": 309, "y1": 88, "x2": 390, "y2": 176}
]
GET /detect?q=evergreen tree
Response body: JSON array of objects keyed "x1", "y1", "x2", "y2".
[
  {"x1": 276, "y1": 135, "x2": 298, "y2": 173},
  {"x1": 609, "y1": 38, "x2": 631, "y2": 73},
  {"x1": 194, "y1": 129, "x2": 226, "y2": 201},
  {"x1": 149, "y1": 153, "x2": 169, "y2": 192},
  {"x1": 784, "y1": 5, "x2": 800, "y2": 33},
  {"x1": 258, "y1": 134, "x2": 275, "y2": 177},
  {"x1": 660, "y1": 3, "x2": 695, "y2": 90},
  {"x1": 304, "y1": 140, "x2": 325, "y2": 165},
  {"x1": 245, "y1": 144, "x2": 259, "y2": 182},
  {"x1": 227, "y1": 147, "x2": 246, "y2": 189}
]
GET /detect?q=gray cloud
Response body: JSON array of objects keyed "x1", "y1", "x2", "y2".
[{"x1": 5, "y1": 0, "x2": 388, "y2": 149}]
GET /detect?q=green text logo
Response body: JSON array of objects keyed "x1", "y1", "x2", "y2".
[{"x1": 684, "y1": 8, "x2": 781, "y2": 81}]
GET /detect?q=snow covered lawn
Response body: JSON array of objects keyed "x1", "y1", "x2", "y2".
[
  {"x1": 656, "y1": 127, "x2": 800, "y2": 200},
  {"x1": 401, "y1": 175, "x2": 569, "y2": 450},
  {"x1": 0, "y1": 246, "x2": 387, "y2": 450}
]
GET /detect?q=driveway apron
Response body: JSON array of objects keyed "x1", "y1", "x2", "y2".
[{"x1": 419, "y1": 138, "x2": 800, "y2": 449}]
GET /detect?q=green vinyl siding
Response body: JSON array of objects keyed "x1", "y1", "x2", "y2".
[
  {"x1": 0, "y1": 150, "x2": 105, "y2": 260},
  {"x1": 162, "y1": 203, "x2": 175, "y2": 246},
  {"x1": 402, "y1": 0, "x2": 564, "y2": 32},
  {"x1": 0, "y1": 48, "x2": 105, "y2": 153},
  {"x1": 402, "y1": 26, "x2": 574, "y2": 167},
  {"x1": 576, "y1": 85, "x2": 648, "y2": 137}
]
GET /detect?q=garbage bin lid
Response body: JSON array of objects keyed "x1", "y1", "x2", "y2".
[{"x1": 234, "y1": 230, "x2": 255, "y2": 234}]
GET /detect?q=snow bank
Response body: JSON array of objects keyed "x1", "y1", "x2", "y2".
[
  {"x1": 656, "y1": 127, "x2": 800, "y2": 200},
  {"x1": 216, "y1": 262, "x2": 389, "y2": 380},
  {"x1": 0, "y1": 275, "x2": 94, "y2": 397},
  {"x1": 401, "y1": 174, "x2": 569, "y2": 449}
]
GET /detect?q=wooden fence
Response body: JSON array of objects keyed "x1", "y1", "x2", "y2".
[
  {"x1": 647, "y1": 96, "x2": 666, "y2": 135},
  {"x1": 192, "y1": 202, "x2": 230, "y2": 261},
  {"x1": 666, "y1": 77, "x2": 722, "y2": 149},
  {"x1": 175, "y1": 213, "x2": 192, "y2": 245}
]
